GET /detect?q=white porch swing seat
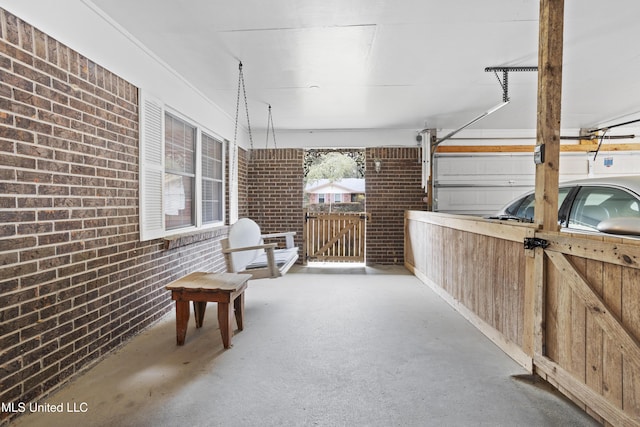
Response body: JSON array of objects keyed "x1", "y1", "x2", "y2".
[{"x1": 221, "y1": 218, "x2": 298, "y2": 279}]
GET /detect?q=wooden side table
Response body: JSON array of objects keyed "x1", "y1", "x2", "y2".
[{"x1": 166, "y1": 272, "x2": 251, "y2": 349}]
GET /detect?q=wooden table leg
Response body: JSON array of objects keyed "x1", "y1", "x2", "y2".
[
  {"x1": 217, "y1": 302, "x2": 234, "y2": 349},
  {"x1": 234, "y1": 292, "x2": 245, "y2": 331},
  {"x1": 193, "y1": 301, "x2": 207, "y2": 328},
  {"x1": 175, "y1": 300, "x2": 189, "y2": 346}
]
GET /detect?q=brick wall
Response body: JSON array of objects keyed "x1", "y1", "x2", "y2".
[
  {"x1": 365, "y1": 147, "x2": 425, "y2": 264},
  {"x1": 245, "y1": 147, "x2": 424, "y2": 265},
  {"x1": 0, "y1": 10, "x2": 227, "y2": 422},
  {"x1": 247, "y1": 148, "x2": 304, "y2": 251}
]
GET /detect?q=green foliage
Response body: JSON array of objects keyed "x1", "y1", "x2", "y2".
[{"x1": 305, "y1": 152, "x2": 360, "y2": 185}]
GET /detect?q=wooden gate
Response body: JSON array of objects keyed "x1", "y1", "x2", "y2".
[{"x1": 304, "y1": 212, "x2": 368, "y2": 263}]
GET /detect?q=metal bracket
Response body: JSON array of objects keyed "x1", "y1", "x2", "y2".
[
  {"x1": 524, "y1": 237, "x2": 549, "y2": 250},
  {"x1": 485, "y1": 66, "x2": 538, "y2": 102}
]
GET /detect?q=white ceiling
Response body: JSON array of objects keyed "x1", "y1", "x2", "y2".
[{"x1": 88, "y1": 0, "x2": 640, "y2": 133}]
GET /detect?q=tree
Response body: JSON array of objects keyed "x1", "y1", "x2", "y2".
[{"x1": 305, "y1": 152, "x2": 359, "y2": 185}]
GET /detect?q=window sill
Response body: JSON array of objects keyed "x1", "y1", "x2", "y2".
[{"x1": 164, "y1": 226, "x2": 228, "y2": 250}]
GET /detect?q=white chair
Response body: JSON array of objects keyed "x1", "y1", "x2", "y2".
[{"x1": 221, "y1": 218, "x2": 298, "y2": 279}]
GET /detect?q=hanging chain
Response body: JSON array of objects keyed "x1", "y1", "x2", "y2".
[
  {"x1": 230, "y1": 61, "x2": 255, "y2": 201},
  {"x1": 239, "y1": 63, "x2": 254, "y2": 150},
  {"x1": 265, "y1": 104, "x2": 277, "y2": 149},
  {"x1": 231, "y1": 63, "x2": 241, "y2": 198}
]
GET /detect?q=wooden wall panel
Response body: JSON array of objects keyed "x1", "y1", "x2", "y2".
[{"x1": 405, "y1": 210, "x2": 640, "y2": 425}]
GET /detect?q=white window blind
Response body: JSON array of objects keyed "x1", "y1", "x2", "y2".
[{"x1": 139, "y1": 93, "x2": 165, "y2": 241}]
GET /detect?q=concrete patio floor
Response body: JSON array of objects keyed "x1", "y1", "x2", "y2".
[{"x1": 10, "y1": 265, "x2": 599, "y2": 426}]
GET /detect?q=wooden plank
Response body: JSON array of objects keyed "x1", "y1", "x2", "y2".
[
  {"x1": 555, "y1": 254, "x2": 573, "y2": 373},
  {"x1": 495, "y1": 238, "x2": 508, "y2": 337},
  {"x1": 537, "y1": 231, "x2": 640, "y2": 270},
  {"x1": 522, "y1": 237, "x2": 541, "y2": 361},
  {"x1": 546, "y1": 251, "x2": 640, "y2": 375},
  {"x1": 535, "y1": 354, "x2": 639, "y2": 427},
  {"x1": 466, "y1": 232, "x2": 478, "y2": 316},
  {"x1": 437, "y1": 225, "x2": 445, "y2": 286},
  {"x1": 405, "y1": 210, "x2": 534, "y2": 243},
  {"x1": 585, "y1": 257, "x2": 605, "y2": 420},
  {"x1": 304, "y1": 211, "x2": 310, "y2": 264},
  {"x1": 569, "y1": 256, "x2": 587, "y2": 383},
  {"x1": 506, "y1": 241, "x2": 524, "y2": 345},
  {"x1": 435, "y1": 143, "x2": 640, "y2": 153},
  {"x1": 479, "y1": 234, "x2": 491, "y2": 325},
  {"x1": 602, "y1": 263, "x2": 624, "y2": 412}
]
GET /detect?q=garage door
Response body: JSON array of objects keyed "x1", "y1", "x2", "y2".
[{"x1": 432, "y1": 152, "x2": 639, "y2": 216}]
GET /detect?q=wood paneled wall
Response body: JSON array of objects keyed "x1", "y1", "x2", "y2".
[{"x1": 405, "y1": 211, "x2": 640, "y2": 426}]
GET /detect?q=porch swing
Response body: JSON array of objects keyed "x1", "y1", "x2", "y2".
[{"x1": 221, "y1": 62, "x2": 299, "y2": 279}]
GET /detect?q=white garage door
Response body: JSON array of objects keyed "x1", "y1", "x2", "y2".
[{"x1": 433, "y1": 151, "x2": 639, "y2": 216}]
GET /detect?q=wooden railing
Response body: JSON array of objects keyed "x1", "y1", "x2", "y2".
[{"x1": 405, "y1": 210, "x2": 640, "y2": 426}]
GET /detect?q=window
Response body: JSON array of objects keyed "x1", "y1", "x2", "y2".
[
  {"x1": 334, "y1": 193, "x2": 342, "y2": 203},
  {"x1": 569, "y1": 186, "x2": 640, "y2": 231},
  {"x1": 201, "y1": 133, "x2": 224, "y2": 224},
  {"x1": 506, "y1": 187, "x2": 571, "y2": 222},
  {"x1": 140, "y1": 93, "x2": 225, "y2": 241}
]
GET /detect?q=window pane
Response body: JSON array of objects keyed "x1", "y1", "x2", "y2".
[
  {"x1": 202, "y1": 133, "x2": 223, "y2": 224},
  {"x1": 165, "y1": 114, "x2": 195, "y2": 174},
  {"x1": 569, "y1": 186, "x2": 640, "y2": 230},
  {"x1": 164, "y1": 113, "x2": 196, "y2": 230},
  {"x1": 164, "y1": 173, "x2": 194, "y2": 229},
  {"x1": 202, "y1": 180, "x2": 222, "y2": 224}
]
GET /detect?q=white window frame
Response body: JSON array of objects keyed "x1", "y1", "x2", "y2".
[{"x1": 139, "y1": 92, "x2": 225, "y2": 241}]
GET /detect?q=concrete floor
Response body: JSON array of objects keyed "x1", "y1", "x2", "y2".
[{"x1": 11, "y1": 265, "x2": 599, "y2": 427}]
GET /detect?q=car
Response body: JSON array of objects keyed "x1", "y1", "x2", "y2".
[{"x1": 488, "y1": 175, "x2": 640, "y2": 236}]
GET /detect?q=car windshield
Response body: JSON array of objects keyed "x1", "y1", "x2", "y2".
[{"x1": 504, "y1": 187, "x2": 572, "y2": 221}]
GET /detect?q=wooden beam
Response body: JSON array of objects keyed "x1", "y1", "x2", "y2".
[
  {"x1": 534, "y1": 0, "x2": 565, "y2": 231},
  {"x1": 434, "y1": 143, "x2": 640, "y2": 153},
  {"x1": 537, "y1": 231, "x2": 640, "y2": 270},
  {"x1": 405, "y1": 211, "x2": 534, "y2": 243},
  {"x1": 535, "y1": 354, "x2": 639, "y2": 427}
]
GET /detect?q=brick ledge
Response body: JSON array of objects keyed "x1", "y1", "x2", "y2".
[{"x1": 164, "y1": 226, "x2": 228, "y2": 250}]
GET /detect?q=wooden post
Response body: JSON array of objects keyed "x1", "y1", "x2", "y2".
[
  {"x1": 531, "y1": 0, "x2": 565, "y2": 366},
  {"x1": 534, "y1": 0, "x2": 564, "y2": 230},
  {"x1": 426, "y1": 129, "x2": 437, "y2": 212}
]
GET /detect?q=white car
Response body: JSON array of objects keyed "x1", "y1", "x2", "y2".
[{"x1": 489, "y1": 175, "x2": 640, "y2": 236}]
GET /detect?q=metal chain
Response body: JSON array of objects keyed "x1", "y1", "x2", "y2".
[
  {"x1": 230, "y1": 61, "x2": 255, "y2": 200},
  {"x1": 231, "y1": 63, "x2": 242, "y2": 197},
  {"x1": 265, "y1": 104, "x2": 277, "y2": 149},
  {"x1": 239, "y1": 63, "x2": 254, "y2": 150}
]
